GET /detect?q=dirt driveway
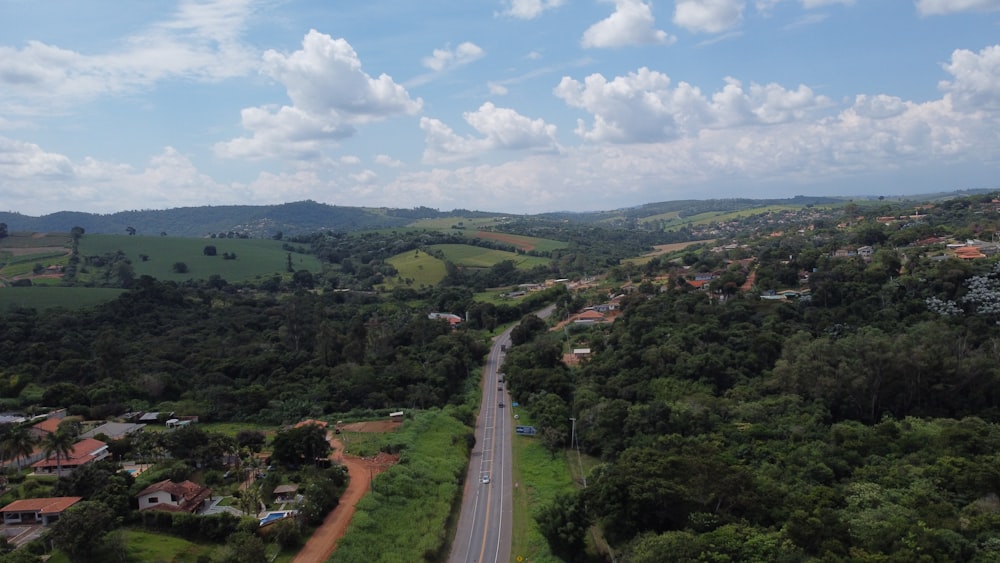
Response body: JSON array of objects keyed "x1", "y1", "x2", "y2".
[{"x1": 292, "y1": 428, "x2": 399, "y2": 563}]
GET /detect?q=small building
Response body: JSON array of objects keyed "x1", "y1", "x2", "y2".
[
  {"x1": 32, "y1": 438, "x2": 109, "y2": 477},
  {"x1": 389, "y1": 411, "x2": 404, "y2": 423},
  {"x1": 0, "y1": 497, "x2": 81, "y2": 526},
  {"x1": 137, "y1": 480, "x2": 212, "y2": 513},
  {"x1": 272, "y1": 484, "x2": 299, "y2": 503},
  {"x1": 81, "y1": 422, "x2": 146, "y2": 441}
]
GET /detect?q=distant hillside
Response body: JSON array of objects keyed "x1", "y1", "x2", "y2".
[
  {"x1": 0, "y1": 201, "x2": 480, "y2": 238},
  {"x1": 1, "y1": 191, "x2": 989, "y2": 238}
]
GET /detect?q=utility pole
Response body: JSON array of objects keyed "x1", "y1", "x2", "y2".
[{"x1": 570, "y1": 417, "x2": 586, "y2": 488}]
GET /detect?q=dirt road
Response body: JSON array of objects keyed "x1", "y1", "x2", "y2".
[{"x1": 292, "y1": 435, "x2": 368, "y2": 563}]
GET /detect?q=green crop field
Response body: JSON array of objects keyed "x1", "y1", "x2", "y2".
[
  {"x1": 406, "y1": 216, "x2": 512, "y2": 230},
  {"x1": 429, "y1": 244, "x2": 550, "y2": 269},
  {"x1": 79, "y1": 235, "x2": 321, "y2": 282},
  {"x1": 0, "y1": 287, "x2": 125, "y2": 311},
  {"x1": 382, "y1": 249, "x2": 448, "y2": 288}
]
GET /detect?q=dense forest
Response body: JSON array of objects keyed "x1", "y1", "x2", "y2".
[{"x1": 501, "y1": 194, "x2": 1000, "y2": 561}]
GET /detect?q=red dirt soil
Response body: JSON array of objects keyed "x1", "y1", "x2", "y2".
[
  {"x1": 474, "y1": 231, "x2": 536, "y2": 252},
  {"x1": 292, "y1": 427, "x2": 400, "y2": 563}
]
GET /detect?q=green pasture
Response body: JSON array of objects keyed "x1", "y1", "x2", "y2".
[
  {"x1": 382, "y1": 249, "x2": 447, "y2": 288},
  {"x1": 430, "y1": 244, "x2": 550, "y2": 269},
  {"x1": 79, "y1": 234, "x2": 321, "y2": 282},
  {"x1": 406, "y1": 216, "x2": 511, "y2": 230},
  {"x1": 637, "y1": 210, "x2": 682, "y2": 224},
  {"x1": 0, "y1": 231, "x2": 73, "y2": 249},
  {"x1": 0, "y1": 287, "x2": 125, "y2": 311},
  {"x1": 509, "y1": 411, "x2": 577, "y2": 563},
  {"x1": 655, "y1": 205, "x2": 809, "y2": 230}
]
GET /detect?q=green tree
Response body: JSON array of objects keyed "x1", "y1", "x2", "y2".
[
  {"x1": 536, "y1": 492, "x2": 590, "y2": 560},
  {"x1": 172, "y1": 261, "x2": 189, "y2": 273},
  {"x1": 49, "y1": 500, "x2": 116, "y2": 561},
  {"x1": 0, "y1": 426, "x2": 37, "y2": 476},
  {"x1": 41, "y1": 429, "x2": 76, "y2": 476},
  {"x1": 216, "y1": 531, "x2": 267, "y2": 563},
  {"x1": 270, "y1": 423, "x2": 331, "y2": 467}
]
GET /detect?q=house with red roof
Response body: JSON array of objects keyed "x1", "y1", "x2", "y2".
[
  {"x1": 137, "y1": 480, "x2": 212, "y2": 513},
  {"x1": 0, "y1": 496, "x2": 81, "y2": 525},
  {"x1": 28, "y1": 416, "x2": 62, "y2": 439},
  {"x1": 31, "y1": 438, "x2": 109, "y2": 477}
]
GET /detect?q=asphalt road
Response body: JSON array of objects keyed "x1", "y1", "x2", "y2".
[
  {"x1": 449, "y1": 305, "x2": 555, "y2": 563},
  {"x1": 449, "y1": 326, "x2": 514, "y2": 563}
]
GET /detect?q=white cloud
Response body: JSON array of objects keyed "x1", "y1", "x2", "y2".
[
  {"x1": 916, "y1": 0, "x2": 1000, "y2": 16},
  {"x1": 351, "y1": 169, "x2": 377, "y2": 184},
  {"x1": 340, "y1": 155, "x2": 361, "y2": 165},
  {"x1": 581, "y1": 0, "x2": 675, "y2": 48},
  {"x1": 422, "y1": 42, "x2": 485, "y2": 71},
  {"x1": 674, "y1": 0, "x2": 746, "y2": 34},
  {"x1": 375, "y1": 154, "x2": 403, "y2": 167},
  {"x1": 939, "y1": 45, "x2": 1000, "y2": 110},
  {"x1": 421, "y1": 102, "x2": 559, "y2": 163},
  {"x1": 0, "y1": 0, "x2": 258, "y2": 113},
  {"x1": 488, "y1": 82, "x2": 510, "y2": 95},
  {"x1": 216, "y1": 30, "x2": 422, "y2": 160},
  {"x1": 554, "y1": 67, "x2": 831, "y2": 142},
  {"x1": 500, "y1": 0, "x2": 566, "y2": 20},
  {"x1": 756, "y1": 0, "x2": 854, "y2": 11}
]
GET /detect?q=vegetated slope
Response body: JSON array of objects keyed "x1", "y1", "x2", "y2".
[
  {"x1": 429, "y1": 244, "x2": 549, "y2": 269},
  {"x1": 0, "y1": 201, "x2": 417, "y2": 238},
  {"x1": 79, "y1": 235, "x2": 321, "y2": 282},
  {"x1": 382, "y1": 249, "x2": 448, "y2": 288}
]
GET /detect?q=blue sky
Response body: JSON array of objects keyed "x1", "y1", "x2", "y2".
[{"x1": 2, "y1": 0, "x2": 1000, "y2": 215}]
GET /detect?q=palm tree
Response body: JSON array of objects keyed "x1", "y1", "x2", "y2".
[
  {"x1": 41, "y1": 430, "x2": 76, "y2": 477},
  {"x1": 1, "y1": 425, "x2": 38, "y2": 476}
]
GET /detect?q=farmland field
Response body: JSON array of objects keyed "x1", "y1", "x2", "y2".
[
  {"x1": 429, "y1": 244, "x2": 550, "y2": 269},
  {"x1": 406, "y1": 216, "x2": 511, "y2": 230},
  {"x1": 471, "y1": 231, "x2": 565, "y2": 253},
  {"x1": 0, "y1": 287, "x2": 125, "y2": 310},
  {"x1": 623, "y1": 239, "x2": 716, "y2": 264},
  {"x1": 382, "y1": 249, "x2": 447, "y2": 288},
  {"x1": 79, "y1": 235, "x2": 322, "y2": 282}
]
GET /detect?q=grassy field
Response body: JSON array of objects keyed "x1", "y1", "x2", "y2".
[
  {"x1": 79, "y1": 234, "x2": 322, "y2": 282},
  {"x1": 381, "y1": 248, "x2": 448, "y2": 288},
  {"x1": 509, "y1": 411, "x2": 577, "y2": 563},
  {"x1": 0, "y1": 287, "x2": 125, "y2": 311},
  {"x1": 623, "y1": 239, "x2": 716, "y2": 265},
  {"x1": 406, "y1": 216, "x2": 512, "y2": 230},
  {"x1": 430, "y1": 244, "x2": 550, "y2": 269}
]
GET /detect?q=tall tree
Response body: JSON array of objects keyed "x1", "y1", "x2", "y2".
[
  {"x1": 1, "y1": 426, "x2": 37, "y2": 476},
  {"x1": 41, "y1": 430, "x2": 76, "y2": 476}
]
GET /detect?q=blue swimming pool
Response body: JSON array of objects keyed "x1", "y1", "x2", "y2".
[{"x1": 259, "y1": 511, "x2": 296, "y2": 526}]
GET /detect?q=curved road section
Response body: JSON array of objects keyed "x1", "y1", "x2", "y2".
[{"x1": 449, "y1": 327, "x2": 514, "y2": 563}]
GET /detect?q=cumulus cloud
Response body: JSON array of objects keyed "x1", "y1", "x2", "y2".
[
  {"x1": 916, "y1": 0, "x2": 1000, "y2": 16},
  {"x1": 500, "y1": 0, "x2": 566, "y2": 20},
  {"x1": 0, "y1": 0, "x2": 258, "y2": 113},
  {"x1": 421, "y1": 102, "x2": 559, "y2": 163},
  {"x1": 375, "y1": 154, "x2": 403, "y2": 167},
  {"x1": 0, "y1": 141, "x2": 257, "y2": 214},
  {"x1": 216, "y1": 30, "x2": 422, "y2": 160},
  {"x1": 422, "y1": 42, "x2": 485, "y2": 71},
  {"x1": 756, "y1": 0, "x2": 854, "y2": 11},
  {"x1": 581, "y1": 0, "x2": 675, "y2": 48},
  {"x1": 674, "y1": 0, "x2": 746, "y2": 34},
  {"x1": 939, "y1": 45, "x2": 1000, "y2": 110},
  {"x1": 553, "y1": 67, "x2": 830, "y2": 142}
]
